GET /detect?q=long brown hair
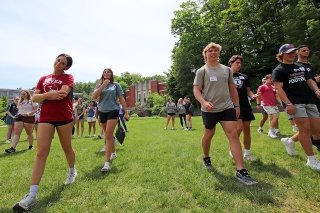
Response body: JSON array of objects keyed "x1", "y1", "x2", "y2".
[
  {"x1": 18, "y1": 90, "x2": 32, "y2": 105},
  {"x1": 99, "y1": 68, "x2": 114, "y2": 85}
]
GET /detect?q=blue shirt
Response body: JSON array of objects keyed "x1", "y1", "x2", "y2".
[{"x1": 97, "y1": 83, "x2": 124, "y2": 112}]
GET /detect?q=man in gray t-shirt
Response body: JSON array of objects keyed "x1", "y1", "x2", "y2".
[{"x1": 193, "y1": 42, "x2": 257, "y2": 185}]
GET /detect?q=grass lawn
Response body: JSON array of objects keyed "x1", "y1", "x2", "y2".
[{"x1": 0, "y1": 113, "x2": 319, "y2": 212}]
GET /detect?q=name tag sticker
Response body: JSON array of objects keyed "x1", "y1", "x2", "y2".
[{"x1": 210, "y1": 76, "x2": 217, "y2": 81}]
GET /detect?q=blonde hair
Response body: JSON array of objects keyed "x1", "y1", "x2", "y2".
[
  {"x1": 202, "y1": 42, "x2": 222, "y2": 62},
  {"x1": 276, "y1": 53, "x2": 283, "y2": 63}
]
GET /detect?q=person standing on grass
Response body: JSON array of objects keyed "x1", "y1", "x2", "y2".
[
  {"x1": 13, "y1": 54, "x2": 77, "y2": 212},
  {"x1": 256, "y1": 74, "x2": 281, "y2": 138},
  {"x1": 229, "y1": 55, "x2": 257, "y2": 161},
  {"x1": 256, "y1": 78, "x2": 269, "y2": 134},
  {"x1": 193, "y1": 42, "x2": 257, "y2": 185},
  {"x1": 92, "y1": 68, "x2": 129, "y2": 173},
  {"x1": 164, "y1": 97, "x2": 176, "y2": 130},
  {"x1": 184, "y1": 97, "x2": 194, "y2": 130},
  {"x1": 177, "y1": 98, "x2": 187, "y2": 130},
  {"x1": 272, "y1": 44, "x2": 320, "y2": 171},
  {"x1": 4, "y1": 97, "x2": 19, "y2": 144},
  {"x1": 5, "y1": 90, "x2": 38, "y2": 153},
  {"x1": 75, "y1": 97, "x2": 85, "y2": 137},
  {"x1": 86, "y1": 100, "x2": 98, "y2": 137}
]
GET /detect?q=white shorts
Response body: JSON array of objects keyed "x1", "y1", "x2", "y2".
[
  {"x1": 87, "y1": 117, "x2": 97, "y2": 122},
  {"x1": 262, "y1": 106, "x2": 279, "y2": 115}
]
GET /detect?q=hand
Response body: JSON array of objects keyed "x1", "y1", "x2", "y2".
[
  {"x1": 315, "y1": 90, "x2": 320, "y2": 98},
  {"x1": 124, "y1": 112, "x2": 130, "y2": 121},
  {"x1": 235, "y1": 107, "x2": 240, "y2": 118},
  {"x1": 256, "y1": 105, "x2": 261, "y2": 110},
  {"x1": 47, "y1": 90, "x2": 67, "y2": 100},
  {"x1": 102, "y1": 79, "x2": 110, "y2": 85},
  {"x1": 286, "y1": 105, "x2": 296, "y2": 115},
  {"x1": 202, "y1": 101, "x2": 214, "y2": 111},
  {"x1": 251, "y1": 94, "x2": 258, "y2": 100}
]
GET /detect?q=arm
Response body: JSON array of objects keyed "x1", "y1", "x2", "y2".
[
  {"x1": 193, "y1": 85, "x2": 214, "y2": 111},
  {"x1": 32, "y1": 85, "x2": 71, "y2": 103},
  {"x1": 228, "y1": 82, "x2": 240, "y2": 117},
  {"x1": 256, "y1": 91, "x2": 262, "y2": 110},
  {"x1": 307, "y1": 79, "x2": 320, "y2": 98},
  {"x1": 92, "y1": 80, "x2": 109, "y2": 99},
  {"x1": 273, "y1": 81, "x2": 295, "y2": 115},
  {"x1": 119, "y1": 96, "x2": 129, "y2": 120},
  {"x1": 246, "y1": 87, "x2": 257, "y2": 100}
]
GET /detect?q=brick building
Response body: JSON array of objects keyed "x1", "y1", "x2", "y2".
[{"x1": 125, "y1": 80, "x2": 167, "y2": 108}]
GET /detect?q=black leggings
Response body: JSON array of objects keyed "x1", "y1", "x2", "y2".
[{"x1": 179, "y1": 113, "x2": 187, "y2": 127}]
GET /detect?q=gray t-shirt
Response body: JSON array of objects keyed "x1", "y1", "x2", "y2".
[
  {"x1": 193, "y1": 64, "x2": 234, "y2": 112},
  {"x1": 177, "y1": 103, "x2": 186, "y2": 114},
  {"x1": 97, "y1": 83, "x2": 124, "y2": 112},
  {"x1": 166, "y1": 101, "x2": 176, "y2": 114}
]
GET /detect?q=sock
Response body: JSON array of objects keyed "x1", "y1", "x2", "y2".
[
  {"x1": 69, "y1": 167, "x2": 75, "y2": 174},
  {"x1": 307, "y1": 155, "x2": 316, "y2": 162},
  {"x1": 244, "y1": 149, "x2": 251, "y2": 156},
  {"x1": 29, "y1": 185, "x2": 39, "y2": 197}
]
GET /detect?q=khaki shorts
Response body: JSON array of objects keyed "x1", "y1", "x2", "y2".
[
  {"x1": 262, "y1": 106, "x2": 279, "y2": 115},
  {"x1": 286, "y1": 104, "x2": 320, "y2": 119},
  {"x1": 87, "y1": 117, "x2": 97, "y2": 122}
]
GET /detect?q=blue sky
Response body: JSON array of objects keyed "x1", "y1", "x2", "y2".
[{"x1": 0, "y1": 0, "x2": 184, "y2": 89}]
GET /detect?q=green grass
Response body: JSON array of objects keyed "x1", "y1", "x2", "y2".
[{"x1": 0, "y1": 113, "x2": 319, "y2": 212}]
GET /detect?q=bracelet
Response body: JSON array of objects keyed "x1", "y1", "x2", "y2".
[{"x1": 234, "y1": 104, "x2": 240, "y2": 108}]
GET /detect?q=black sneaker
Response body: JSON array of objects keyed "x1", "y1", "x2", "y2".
[
  {"x1": 203, "y1": 157, "x2": 214, "y2": 171},
  {"x1": 236, "y1": 169, "x2": 258, "y2": 185},
  {"x1": 28, "y1": 145, "x2": 34, "y2": 150},
  {"x1": 5, "y1": 147, "x2": 16, "y2": 154}
]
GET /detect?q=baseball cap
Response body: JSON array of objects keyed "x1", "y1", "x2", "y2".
[{"x1": 279, "y1": 44, "x2": 298, "y2": 54}]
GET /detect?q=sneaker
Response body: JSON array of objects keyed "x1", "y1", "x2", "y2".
[
  {"x1": 257, "y1": 127, "x2": 263, "y2": 134},
  {"x1": 306, "y1": 159, "x2": 320, "y2": 171},
  {"x1": 164, "y1": 127, "x2": 167, "y2": 130},
  {"x1": 203, "y1": 157, "x2": 214, "y2": 171},
  {"x1": 5, "y1": 139, "x2": 11, "y2": 144},
  {"x1": 64, "y1": 169, "x2": 78, "y2": 185},
  {"x1": 28, "y1": 145, "x2": 34, "y2": 150},
  {"x1": 281, "y1": 138, "x2": 296, "y2": 156},
  {"x1": 244, "y1": 154, "x2": 256, "y2": 162},
  {"x1": 268, "y1": 130, "x2": 277, "y2": 138},
  {"x1": 236, "y1": 169, "x2": 258, "y2": 185},
  {"x1": 13, "y1": 193, "x2": 37, "y2": 211},
  {"x1": 184, "y1": 128, "x2": 188, "y2": 131},
  {"x1": 98, "y1": 135, "x2": 102, "y2": 139},
  {"x1": 110, "y1": 152, "x2": 117, "y2": 161},
  {"x1": 292, "y1": 125, "x2": 298, "y2": 133},
  {"x1": 100, "y1": 145, "x2": 106, "y2": 152},
  {"x1": 5, "y1": 147, "x2": 16, "y2": 153},
  {"x1": 101, "y1": 161, "x2": 111, "y2": 172}
]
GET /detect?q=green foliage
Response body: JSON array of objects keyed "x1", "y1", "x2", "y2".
[
  {"x1": 170, "y1": 0, "x2": 320, "y2": 95},
  {"x1": 0, "y1": 96, "x2": 8, "y2": 113},
  {"x1": 146, "y1": 93, "x2": 166, "y2": 115}
]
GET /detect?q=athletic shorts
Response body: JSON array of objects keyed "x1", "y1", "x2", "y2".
[
  {"x1": 15, "y1": 115, "x2": 35, "y2": 124},
  {"x1": 99, "y1": 110, "x2": 119, "y2": 123},
  {"x1": 263, "y1": 106, "x2": 280, "y2": 115},
  {"x1": 39, "y1": 120, "x2": 73, "y2": 127},
  {"x1": 167, "y1": 113, "x2": 175, "y2": 116},
  {"x1": 87, "y1": 117, "x2": 97, "y2": 122},
  {"x1": 239, "y1": 108, "x2": 255, "y2": 121},
  {"x1": 287, "y1": 104, "x2": 320, "y2": 119},
  {"x1": 78, "y1": 114, "x2": 84, "y2": 120},
  {"x1": 201, "y1": 108, "x2": 237, "y2": 129}
]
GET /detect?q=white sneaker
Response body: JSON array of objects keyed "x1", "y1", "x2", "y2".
[
  {"x1": 268, "y1": 130, "x2": 278, "y2": 138},
  {"x1": 13, "y1": 193, "x2": 37, "y2": 211},
  {"x1": 5, "y1": 140, "x2": 11, "y2": 144},
  {"x1": 306, "y1": 159, "x2": 320, "y2": 171},
  {"x1": 244, "y1": 154, "x2": 256, "y2": 162},
  {"x1": 64, "y1": 169, "x2": 78, "y2": 185},
  {"x1": 110, "y1": 152, "x2": 117, "y2": 160},
  {"x1": 100, "y1": 145, "x2": 106, "y2": 152},
  {"x1": 281, "y1": 138, "x2": 296, "y2": 156},
  {"x1": 101, "y1": 161, "x2": 111, "y2": 172}
]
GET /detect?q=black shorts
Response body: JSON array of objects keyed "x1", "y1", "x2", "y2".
[
  {"x1": 39, "y1": 119, "x2": 73, "y2": 127},
  {"x1": 167, "y1": 113, "x2": 175, "y2": 116},
  {"x1": 239, "y1": 108, "x2": 255, "y2": 121},
  {"x1": 201, "y1": 108, "x2": 237, "y2": 129},
  {"x1": 15, "y1": 115, "x2": 35, "y2": 124},
  {"x1": 78, "y1": 114, "x2": 84, "y2": 120},
  {"x1": 99, "y1": 110, "x2": 119, "y2": 123}
]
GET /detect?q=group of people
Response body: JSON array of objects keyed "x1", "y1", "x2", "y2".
[
  {"x1": 193, "y1": 42, "x2": 320, "y2": 186},
  {"x1": 165, "y1": 97, "x2": 194, "y2": 130},
  {"x1": 4, "y1": 42, "x2": 320, "y2": 211},
  {"x1": 6, "y1": 54, "x2": 129, "y2": 212}
]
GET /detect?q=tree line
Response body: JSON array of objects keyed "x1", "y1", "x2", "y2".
[{"x1": 168, "y1": 0, "x2": 320, "y2": 102}]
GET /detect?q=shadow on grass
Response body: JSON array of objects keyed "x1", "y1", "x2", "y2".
[
  {"x1": 31, "y1": 184, "x2": 66, "y2": 212},
  {"x1": 82, "y1": 165, "x2": 120, "y2": 180},
  {"x1": 208, "y1": 167, "x2": 278, "y2": 206},
  {"x1": 250, "y1": 159, "x2": 293, "y2": 178},
  {"x1": 0, "y1": 149, "x2": 28, "y2": 159}
]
